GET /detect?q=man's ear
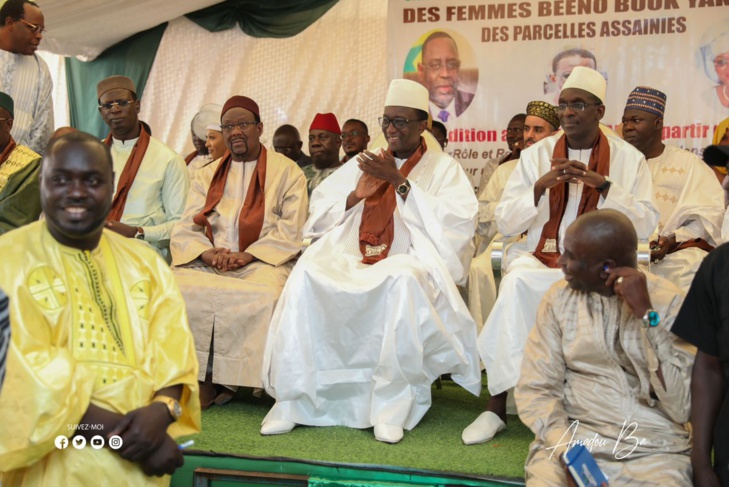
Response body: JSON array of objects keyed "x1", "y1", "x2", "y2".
[{"x1": 595, "y1": 104, "x2": 606, "y2": 121}]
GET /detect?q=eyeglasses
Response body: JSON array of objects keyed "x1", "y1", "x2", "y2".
[
  {"x1": 18, "y1": 18, "x2": 46, "y2": 35},
  {"x1": 340, "y1": 130, "x2": 362, "y2": 140},
  {"x1": 556, "y1": 102, "x2": 601, "y2": 113},
  {"x1": 378, "y1": 117, "x2": 424, "y2": 130},
  {"x1": 715, "y1": 58, "x2": 729, "y2": 68},
  {"x1": 99, "y1": 100, "x2": 133, "y2": 111},
  {"x1": 0, "y1": 118, "x2": 11, "y2": 121},
  {"x1": 424, "y1": 60, "x2": 461, "y2": 72},
  {"x1": 221, "y1": 121, "x2": 258, "y2": 133}
]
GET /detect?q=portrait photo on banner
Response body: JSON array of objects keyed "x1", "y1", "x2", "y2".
[
  {"x1": 403, "y1": 29, "x2": 479, "y2": 124},
  {"x1": 696, "y1": 18, "x2": 729, "y2": 112},
  {"x1": 542, "y1": 46, "x2": 608, "y2": 106}
]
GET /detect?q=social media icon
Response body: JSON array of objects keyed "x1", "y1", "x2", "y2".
[
  {"x1": 72, "y1": 436, "x2": 86, "y2": 449},
  {"x1": 54, "y1": 435, "x2": 69, "y2": 449},
  {"x1": 90, "y1": 435, "x2": 105, "y2": 449},
  {"x1": 108, "y1": 435, "x2": 123, "y2": 450}
]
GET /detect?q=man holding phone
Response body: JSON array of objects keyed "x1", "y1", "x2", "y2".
[{"x1": 516, "y1": 209, "x2": 695, "y2": 486}]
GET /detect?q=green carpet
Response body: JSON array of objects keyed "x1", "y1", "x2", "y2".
[{"x1": 179, "y1": 377, "x2": 531, "y2": 482}]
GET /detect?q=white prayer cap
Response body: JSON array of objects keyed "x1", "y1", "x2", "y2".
[
  {"x1": 191, "y1": 103, "x2": 222, "y2": 139},
  {"x1": 384, "y1": 79, "x2": 429, "y2": 112},
  {"x1": 206, "y1": 123, "x2": 221, "y2": 132},
  {"x1": 560, "y1": 67, "x2": 607, "y2": 103}
]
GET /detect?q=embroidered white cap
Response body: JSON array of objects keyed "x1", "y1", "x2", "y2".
[
  {"x1": 561, "y1": 67, "x2": 607, "y2": 103},
  {"x1": 384, "y1": 79, "x2": 429, "y2": 112}
]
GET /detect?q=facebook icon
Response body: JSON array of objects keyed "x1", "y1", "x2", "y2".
[{"x1": 54, "y1": 435, "x2": 68, "y2": 450}]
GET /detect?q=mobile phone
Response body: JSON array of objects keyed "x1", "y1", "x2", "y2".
[{"x1": 562, "y1": 444, "x2": 609, "y2": 487}]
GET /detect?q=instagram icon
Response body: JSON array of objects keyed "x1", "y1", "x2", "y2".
[{"x1": 108, "y1": 435, "x2": 123, "y2": 450}]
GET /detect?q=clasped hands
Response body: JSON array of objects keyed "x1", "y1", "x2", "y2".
[
  {"x1": 201, "y1": 248, "x2": 255, "y2": 272},
  {"x1": 107, "y1": 402, "x2": 181, "y2": 477},
  {"x1": 534, "y1": 158, "x2": 608, "y2": 205}
]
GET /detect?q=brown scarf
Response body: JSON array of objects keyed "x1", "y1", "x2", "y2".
[
  {"x1": 359, "y1": 138, "x2": 426, "y2": 265},
  {"x1": 533, "y1": 131, "x2": 610, "y2": 268},
  {"x1": 193, "y1": 147, "x2": 267, "y2": 252},
  {"x1": 0, "y1": 137, "x2": 16, "y2": 167},
  {"x1": 184, "y1": 150, "x2": 198, "y2": 165},
  {"x1": 670, "y1": 238, "x2": 714, "y2": 254},
  {"x1": 104, "y1": 124, "x2": 151, "y2": 222}
]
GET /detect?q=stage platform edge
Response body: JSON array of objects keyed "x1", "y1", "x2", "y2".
[{"x1": 172, "y1": 450, "x2": 526, "y2": 487}]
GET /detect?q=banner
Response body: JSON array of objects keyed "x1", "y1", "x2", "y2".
[{"x1": 387, "y1": 0, "x2": 729, "y2": 191}]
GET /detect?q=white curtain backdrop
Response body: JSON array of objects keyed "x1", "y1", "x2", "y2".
[
  {"x1": 37, "y1": 50, "x2": 70, "y2": 130},
  {"x1": 39, "y1": 0, "x2": 389, "y2": 156}
]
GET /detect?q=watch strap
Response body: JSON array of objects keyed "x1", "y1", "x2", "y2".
[
  {"x1": 152, "y1": 395, "x2": 182, "y2": 421},
  {"x1": 596, "y1": 178, "x2": 611, "y2": 193}
]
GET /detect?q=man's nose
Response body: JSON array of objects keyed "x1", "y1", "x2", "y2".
[{"x1": 68, "y1": 181, "x2": 87, "y2": 198}]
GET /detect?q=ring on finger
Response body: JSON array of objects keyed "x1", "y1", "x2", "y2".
[
  {"x1": 563, "y1": 169, "x2": 567, "y2": 175},
  {"x1": 617, "y1": 277, "x2": 624, "y2": 284}
]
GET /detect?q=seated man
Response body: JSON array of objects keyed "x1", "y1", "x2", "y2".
[
  {"x1": 303, "y1": 113, "x2": 343, "y2": 195},
  {"x1": 0, "y1": 90, "x2": 41, "y2": 235},
  {"x1": 171, "y1": 96, "x2": 307, "y2": 409},
  {"x1": 340, "y1": 118, "x2": 370, "y2": 163},
  {"x1": 464, "y1": 67, "x2": 659, "y2": 445},
  {"x1": 97, "y1": 75, "x2": 190, "y2": 263},
  {"x1": 0, "y1": 132, "x2": 200, "y2": 484},
  {"x1": 517, "y1": 210, "x2": 694, "y2": 486},
  {"x1": 273, "y1": 124, "x2": 311, "y2": 168},
  {"x1": 478, "y1": 113, "x2": 525, "y2": 193},
  {"x1": 261, "y1": 79, "x2": 481, "y2": 444},
  {"x1": 468, "y1": 101, "x2": 559, "y2": 328},
  {"x1": 622, "y1": 86, "x2": 723, "y2": 290}
]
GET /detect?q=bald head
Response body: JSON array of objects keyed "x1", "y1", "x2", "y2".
[
  {"x1": 50, "y1": 126, "x2": 79, "y2": 143},
  {"x1": 570, "y1": 210, "x2": 637, "y2": 266},
  {"x1": 559, "y1": 210, "x2": 638, "y2": 295}
]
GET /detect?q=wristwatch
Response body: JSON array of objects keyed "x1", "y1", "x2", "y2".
[
  {"x1": 153, "y1": 395, "x2": 182, "y2": 421},
  {"x1": 596, "y1": 177, "x2": 612, "y2": 193},
  {"x1": 642, "y1": 309, "x2": 660, "y2": 328},
  {"x1": 396, "y1": 179, "x2": 411, "y2": 196},
  {"x1": 133, "y1": 227, "x2": 145, "y2": 240}
]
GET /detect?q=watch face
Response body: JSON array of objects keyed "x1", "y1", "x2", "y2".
[
  {"x1": 173, "y1": 401, "x2": 182, "y2": 418},
  {"x1": 647, "y1": 310, "x2": 660, "y2": 327}
]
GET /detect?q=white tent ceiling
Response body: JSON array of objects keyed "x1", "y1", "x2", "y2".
[{"x1": 38, "y1": 0, "x2": 222, "y2": 60}]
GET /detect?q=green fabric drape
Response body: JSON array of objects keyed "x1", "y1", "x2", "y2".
[
  {"x1": 65, "y1": 23, "x2": 168, "y2": 139},
  {"x1": 186, "y1": 0, "x2": 339, "y2": 38}
]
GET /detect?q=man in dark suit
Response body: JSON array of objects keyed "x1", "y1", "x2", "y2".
[{"x1": 417, "y1": 31, "x2": 474, "y2": 122}]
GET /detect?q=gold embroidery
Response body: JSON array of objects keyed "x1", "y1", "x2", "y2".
[
  {"x1": 130, "y1": 280, "x2": 151, "y2": 322},
  {"x1": 0, "y1": 145, "x2": 39, "y2": 192},
  {"x1": 365, "y1": 244, "x2": 388, "y2": 257},
  {"x1": 28, "y1": 266, "x2": 67, "y2": 311},
  {"x1": 543, "y1": 239, "x2": 558, "y2": 253}
]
